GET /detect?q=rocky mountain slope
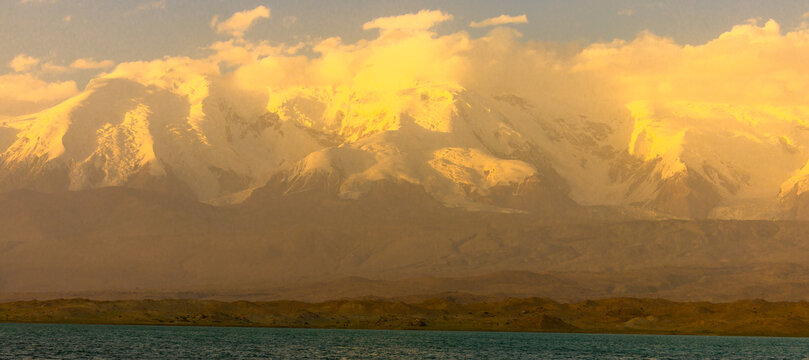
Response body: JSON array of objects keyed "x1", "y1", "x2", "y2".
[{"x1": 3, "y1": 186, "x2": 809, "y2": 301}]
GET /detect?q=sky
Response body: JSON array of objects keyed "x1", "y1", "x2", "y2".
[{"x1": 3, "y1": 0, "x2": 809, "y2": 68}]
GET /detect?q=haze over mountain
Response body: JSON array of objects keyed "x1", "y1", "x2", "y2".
[{"x1": 3, "y1": 7, "x2": 809, "y2": 301}]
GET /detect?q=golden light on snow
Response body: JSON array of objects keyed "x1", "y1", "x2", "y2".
[{"x1": 4, "y1": 9, "x2": 809, "y2": 216}]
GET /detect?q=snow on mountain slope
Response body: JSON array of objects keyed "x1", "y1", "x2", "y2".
[
  {"x1": 621, "y1": 101, "x2": 809, "y2": 218},
  {"x1": 0, "y1": 69, "x2": 555, "y2": 211},
  {"x1": 0, "y1": 74, "x2": 325, "y2": 202},
  {"x1": 255, "y1": 83, "x2": 572, "y2": 212},
  {"x1": 2, "y1": 59, "x2": 809, "y2": 218}
]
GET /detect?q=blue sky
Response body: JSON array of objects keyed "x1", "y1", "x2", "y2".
[{"x1": 2, "y1": 0, "x2": 809, "y2": 71}]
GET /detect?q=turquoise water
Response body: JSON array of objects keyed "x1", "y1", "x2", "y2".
[{"x1": 2, "y1": 323, "x2": 809, "y2": 359}]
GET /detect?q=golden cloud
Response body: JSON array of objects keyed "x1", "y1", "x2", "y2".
[
  {"x1": 363, "y1": 9, "x2": 453, "y2": 33},
  {"x1": 0, "y1": 73, "x2": 78, "y2": 116},
  {"x1": 9, "y1": 54, "x2": 40, "y2": 72},
  {"x1": 469, "y1": 14, "x2": 528, "y2": 28},
  {"x1": 70, "y1": 58, "x2": 115, "y2": 70},
  {"x1": 573, "y1": 19, "x2": 809, "y2": 106},
  {"x1": 211, "y1": 5, "x2": 271, "y2": 37}
]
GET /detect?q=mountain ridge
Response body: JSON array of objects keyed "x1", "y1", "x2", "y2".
[
  {"x1": 3, "y1": 186, "x2": 809, "y2": 300},
  {"x1": 3, "y1": 74, "x2": 809, "y2": 218}
]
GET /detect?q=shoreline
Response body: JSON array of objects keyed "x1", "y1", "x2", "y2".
[
  {"x1": 3, "y1": 320, "x2": 804, "y2": 338},
  {"x1": 3, "y1": 297, "x2": 809, "y2": 338}
]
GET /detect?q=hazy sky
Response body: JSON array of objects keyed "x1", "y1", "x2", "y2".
[{"x1": 3, "y1": 0, "x2": 809, "y2": 70}]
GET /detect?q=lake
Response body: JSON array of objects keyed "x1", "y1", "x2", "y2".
[{"x1": 2, "y1": 323, "x2": 808, "y2": 359}]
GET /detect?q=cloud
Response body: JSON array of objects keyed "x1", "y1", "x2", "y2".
[
  {"x1": 9, "y1": 56, "x2": 115, "y2": 75},
  {"x1": 282, "y1": 16, "x2": 297, "y2": 29},
  {"x1": 573, "y1": 19, "x2": 809, "y2": 106},
  {"x1": 207, "y1": 39, "x2": 303, "y2": 67},
  {"x1": 137, "y1": 0, "x2": 166, "y2": 10},
  {"x1": 9, "y1": 54, "x2": 40, "y2": 72},
  {"x1": 40, "y1": 62, "x2": 69, "y2": 74},
  {"x1": 618, "y1": 9, "x2": 634, "y2": 16},
  {"x1": 211, "y1": 5, "x2": 270, "y2": 37},
  {"x1": 9, "y1": 55, "x2": 114, "y2": 74},
  {"x1": 469, "y1": 14, "x2": 527, "y2": 28},
  {"x1": 70, "y1": 58, "x2": 115, "y2": 70},
  {"x1": 240, "y1": 29, "x2": 466, "y2": 91},
  {"x1": 0, "y1": 73, "x2": 78, "y2": 116},
  {"x1": 363, "y1": 9, "x2": 452, "y2": 33}
]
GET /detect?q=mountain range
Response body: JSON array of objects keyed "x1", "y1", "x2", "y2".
[{"x1": 3, "y1": 67, "x2": 809, "y2": 300}]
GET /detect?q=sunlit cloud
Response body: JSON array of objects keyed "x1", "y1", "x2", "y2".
[
  {"x1": 211, "y1": 5, "x2": 271, "y2": 37},
  {"x1": 40, "y1": 62, "x2": 69, "y2": 74},
  {"x1": 573, "y1": 19, "x2": 809, "y2": 106},
  {"x1": 0, "y1": 73, "x2": 78, "y2": 116},
  {"x1": 282, "y1": 16, "x2": 297, "y2": 29},
  {"x1": 9, "y1": 54, "x2": 40, "y2": 72},
  {"x1": 9, "y1": 55, "x2": 114, "y2": 75},
  {"x1": 207, "y1": 39, "x2": 303, "y2": 67},
  {"x1": 29, "y1": 58, "x2": 115, "y2": 74},
  {"x1": 469, "y1": 14, "x2": 528, "y2": 28},
  {"x1": 70, "y1": 58, "x2": 115, "y2": 70},
  {"x1": 137, "y1": 0, "x2": 166, "y2": 11},
  {"x1": 618, "y1": 9, "x2": 634, "y2": 17},
  {"x1": 363, "y1": 9, "x2": 453, "y2": 33}
]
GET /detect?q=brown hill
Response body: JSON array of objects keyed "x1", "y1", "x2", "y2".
[{"x1": 4, "y1": 297, "x2": 809, "y2": 337}]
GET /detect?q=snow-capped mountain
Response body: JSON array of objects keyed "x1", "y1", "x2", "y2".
[{"x1": 2, "y1": 66, "x2": 809, "y2": 219}]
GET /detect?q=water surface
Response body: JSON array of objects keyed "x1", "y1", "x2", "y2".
[{"x1": 2, "y1": 323, "x2": 809, "y2": 359}]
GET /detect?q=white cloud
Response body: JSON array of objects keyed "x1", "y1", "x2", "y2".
[
  {"x1": 70, "y1": 58, "x2": 115, "y2": 70},
  {"x1": 137, "y1": 0, "x2": 166, "y2": 11},
  {"x1": 363, "y1": 9, "x2": 452, "y2": 33},
  {"x1": 211, "y1": 5, "x2": 270, "y2": 37},
  {"x1": 9, "y1": 54, "x2": 40, "y2": 72},
  {"x1": 469, "y1": 14, "x2": 527, "y2": 28}
]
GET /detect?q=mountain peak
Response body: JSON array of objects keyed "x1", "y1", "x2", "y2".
[{"x1": 3, "y1": 72, "x2": 809, "y2": 218}]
